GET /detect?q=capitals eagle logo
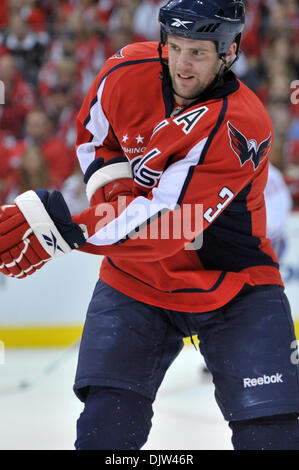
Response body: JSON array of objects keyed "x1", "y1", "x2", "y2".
[{"x1": 227, "y1": 121, "x2": 272, "y2": 171}]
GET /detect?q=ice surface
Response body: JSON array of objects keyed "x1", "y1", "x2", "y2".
[{"x1": 0, "y1": 345, "x2": 232, "y2": 450}]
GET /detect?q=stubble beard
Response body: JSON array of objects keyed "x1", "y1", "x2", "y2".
[
  {"x1": 172, "y1": 81, "x2": 204, "y2": 102},
  {"x1": 170, "y1": 61, "x2": 222, "y2": 103}
]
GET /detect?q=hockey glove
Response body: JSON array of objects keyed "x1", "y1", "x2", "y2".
[
  {"x1": 0, "y1": 190, "x2": 87, "y2": 279},
  {"x1": 84, "y1": 156, "x2": 133, "y2": 205}
]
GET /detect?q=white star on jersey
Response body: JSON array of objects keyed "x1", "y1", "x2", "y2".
[
  {"x1": 122, "y1": 134, "x2": 129, "y2": 143},
  {"x1": 136, "y1": 134, "x2": 144, "y2": 144}
]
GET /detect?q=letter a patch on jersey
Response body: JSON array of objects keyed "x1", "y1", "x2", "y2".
[
  {"x1": 227, "y1": 121, "x2": 272, "y2": 170},
  {"x1": 173, "y1": 107, "x2": 208, "y2": 134}
]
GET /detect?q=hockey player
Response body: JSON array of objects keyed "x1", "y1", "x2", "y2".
[{"x1": 0, "y1": 0, "x2": 299, "y2": 450}]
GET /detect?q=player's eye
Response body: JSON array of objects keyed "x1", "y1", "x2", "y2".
[{"x1": 169, "y1": 43, "x2": 180, "y2": 51}]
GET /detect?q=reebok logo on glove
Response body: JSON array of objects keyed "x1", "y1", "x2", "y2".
[
  {"x1": 243, "y1": 373, "x2": 283, "y2": 388},
  {"x1": 42, "y1": 231, "x2": 64, "y2": 254}
]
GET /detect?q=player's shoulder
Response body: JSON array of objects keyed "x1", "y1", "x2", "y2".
[
  {"x1": 227, "y1": 78, "x2": 273, "y2": 141},
  {"x1": 93, "y1": 41, "x2": 161, "y2": 86},
  {"x1": 107, "y1": 41, "x2": 160, "y2": 62},
  {"x1": 236, "y1": 79, "x2": 271, "y2": 121}
]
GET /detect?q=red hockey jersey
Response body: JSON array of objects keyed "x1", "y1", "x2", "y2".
[{"x1": 73, "y1": 41, "x2": 283, "y2": 313}]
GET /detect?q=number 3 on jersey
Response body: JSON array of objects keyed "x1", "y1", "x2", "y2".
[{"x1": 204, "y1": 187, "x2": 234, "y2": 223}]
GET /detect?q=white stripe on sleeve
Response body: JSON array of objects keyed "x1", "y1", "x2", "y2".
[{"x1": 77, "y1": 78, "x2": 109, "y2": 173}]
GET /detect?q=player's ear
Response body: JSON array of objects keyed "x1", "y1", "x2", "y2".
[{"x1": 226, "y1": 42, "x2": 237, "y2": 66}]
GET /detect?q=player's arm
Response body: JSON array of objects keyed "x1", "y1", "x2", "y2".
[{"x1": 75, "y1": 66, "x2": 133, "y2": 207}]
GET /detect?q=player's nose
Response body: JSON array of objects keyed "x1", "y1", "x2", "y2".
[{"x1": 176, "y1": 51, "x2": 193, "y2": 72}]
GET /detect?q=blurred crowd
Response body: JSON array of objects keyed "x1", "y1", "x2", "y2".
[{"x1": 0, "y1": 0, "x2": 298, "y2": 213}]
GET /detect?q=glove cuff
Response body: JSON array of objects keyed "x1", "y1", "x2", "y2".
[
  {"x1": 15, "y1": 190, "x2": 73, "y2": 258},
  {"x1": 36, "y1": 190, "x2": 87, "y2": 249},
  {"x1": 85, "y1": 157, "x2": 133, "y2": 202}
]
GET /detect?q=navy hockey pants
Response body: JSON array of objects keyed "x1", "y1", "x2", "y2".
[{"x1": 74, "y1": 280, "x2": 299, "y2": 449}]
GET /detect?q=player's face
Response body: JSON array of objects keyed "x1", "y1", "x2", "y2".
[{"x1": 167, "y1": 36, "x2": 223, "y2": 105}]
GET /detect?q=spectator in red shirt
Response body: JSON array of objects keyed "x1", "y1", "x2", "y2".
[
  {"x1": 18, "y1": 145, "x2": 50, "y2": 194},
  {"x1": 0, "y1": 142, "x2": 18, "y2": 204},
  {"x1": 0, "y1": 0, "x2": 9, "y2": 29},
  {"x1": 0, "y1": 53, "x2": 36, "y2": 139},
  {"x1": 44, "y1": 83, "x2": 78, "y2": 150},
  {"x1": 10, "y1": 110, "x2": 75, "y2": 189}
]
